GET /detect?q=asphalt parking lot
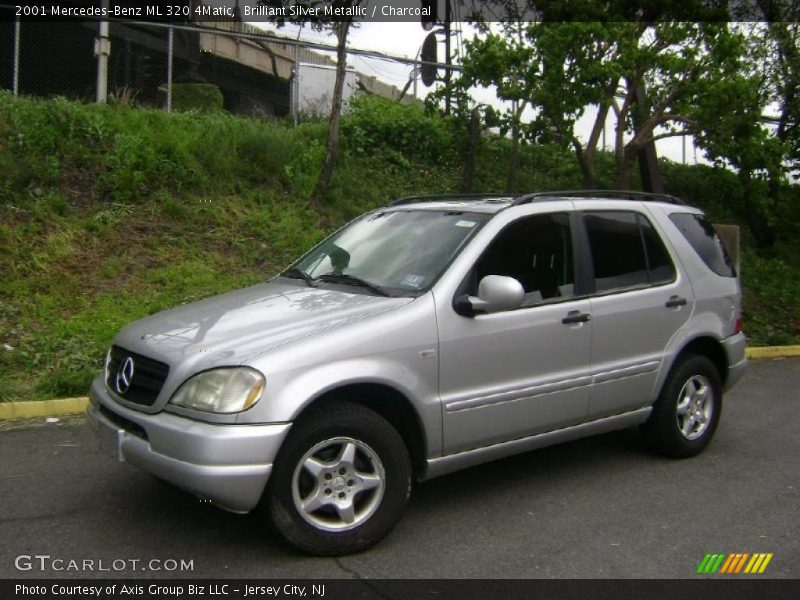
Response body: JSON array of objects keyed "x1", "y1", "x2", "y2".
[{"x1": 1, "y1": 358, "x2": 798, "y2": 579}]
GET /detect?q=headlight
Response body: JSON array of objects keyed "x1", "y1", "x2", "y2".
[
  {"x1": 169, "y1": 367, "x2": 265, "y2": 414},
  {"x1": 103, "y1": 348, "x2": 112, "y2": 381}
]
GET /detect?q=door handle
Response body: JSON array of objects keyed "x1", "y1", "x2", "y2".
[
  {"x1": 562, "y1": 310, "x2": 591, "y2": 325},
  {"x1": 665, "y1": 295, "x2": 688, "y2": 308}
]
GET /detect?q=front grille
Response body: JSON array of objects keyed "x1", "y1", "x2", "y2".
[
  {"x1": 106, "y1": 345, "x2": 169, "y2": 407},
  {"x1": 99, "y1": 404, "x2": 148, "y2": 440}
]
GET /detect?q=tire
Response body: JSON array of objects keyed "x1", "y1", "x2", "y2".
[
  {"x1": 264, "y1": 401, "x2": 412, "y2": 556},
  {"x1": 642, "y1": 353, "x2": 723, "y2": 458}
]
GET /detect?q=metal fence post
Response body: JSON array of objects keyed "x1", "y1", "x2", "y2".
[
  {"x1": 293, "y1": 33, "x2": 300, "y2": 126},
  {"x1": 166, "y1": 26, "x2": 174, "y2": 111},
  {"x1": 95, "y1": 0, "x2": 110, "y2": 103},
  {"x1": 12, "y1": 16, "x2": 20, "y2": 96}
]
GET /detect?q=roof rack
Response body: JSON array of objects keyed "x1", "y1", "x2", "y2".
[
  {"x1": 511, "y1": 190, "x2": 687, "y2": 206},
  {"x1": 389, "y1": 193, "x2": 516, "y2": 207}
]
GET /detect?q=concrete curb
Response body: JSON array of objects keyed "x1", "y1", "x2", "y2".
[
  {"x1": 0, "y1": 397, "x2": 89, "y2": 421},
  {"x1": 745, "y1": 345, "x2": 800, "y2": 360},
  {"x1": 0, "y1": 346, "x2": 799, "y2": 421}
]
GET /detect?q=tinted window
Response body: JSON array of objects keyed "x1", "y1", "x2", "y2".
[
  {"x1": 669, "y1": 213, "x2": 736, "y2": 277},
  {"x1": 638, "y1": 214, "x2": 677, "y2": 284},
  {"x1": 584, "y1": 212, "x2": 648, "y2": 292},
  {"x1": 474, "y1": 213, "x2": 575, "y2": 306},
  {"x1": 584, "y1": 211, "x2": 676, "y2": 292}
]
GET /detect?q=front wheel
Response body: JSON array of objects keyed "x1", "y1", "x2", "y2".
[
  {"x1": 265, "y1": 401, "x2": 412, "y2": 555},
  {"x1": 642, "y1": 353, "x2": 723, "y2": 458}
]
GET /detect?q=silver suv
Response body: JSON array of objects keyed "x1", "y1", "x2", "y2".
[{"x1": 87, "y1": 191, "x2": 747, "y2": 555}]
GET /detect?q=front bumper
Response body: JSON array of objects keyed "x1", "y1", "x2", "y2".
[
  {"x1": 722, "y1": 332, "x2": 748, "y2": 391},
  {"x1": 86, "y1": 376, "x2": 291, "y2": 513}
]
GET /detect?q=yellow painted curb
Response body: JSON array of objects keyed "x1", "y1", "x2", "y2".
[
  {"x1": 0, "y1": 397, "x2": 89, "y2": 421},
  {"x1": 746, "y1": 346, "x2": 800, "y2": 359}
]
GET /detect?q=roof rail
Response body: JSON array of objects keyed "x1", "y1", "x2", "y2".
[
  {"x1": 511, "y1": 190, "x2": 686, "y2": 206},
  {"x1": 389, "y1": 193, "x2": 516, "y2": 207}
]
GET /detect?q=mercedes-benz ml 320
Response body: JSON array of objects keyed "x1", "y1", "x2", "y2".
[{"x1": 87, "y1": 191, "x2": 747, "y2": 555}]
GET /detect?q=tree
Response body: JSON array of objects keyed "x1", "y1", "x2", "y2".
[
  {"x1": 448, "y1": 21, "x2": 753, "y2": 190},
  {"x1": 428, "y1": 20, "x2": 532, "y2": 192},
  {"x1": 259, "y1": 1, "x2": 364, "y2": 206},
  {"x1": 753, "y1": 2, "x2": 800, "y2": 217},
  {"x1": 312, "y1": 17, "x2": 355, "y2": 205},
  {"x1": 692, "y1": 72, "x2": 781, "y2": 247},
  {"x1": 606, "y1": 23, "x2": 753, "y2": 190}
]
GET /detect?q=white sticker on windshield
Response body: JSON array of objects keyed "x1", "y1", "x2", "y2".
[
  {"x1": 455, "y1": 220, "x2": 477, "y2": 228},
  {"x1": 402, "y1": 274, "x2": 426, "y2": 288}
]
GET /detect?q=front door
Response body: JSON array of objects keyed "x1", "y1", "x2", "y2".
[{"x1": 435, "y1": 211, "x2": 593, "y2": 454}]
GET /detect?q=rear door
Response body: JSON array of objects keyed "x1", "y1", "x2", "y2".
[{"x1": 579, "y1": 206, "x2": 694, "y2": 418}]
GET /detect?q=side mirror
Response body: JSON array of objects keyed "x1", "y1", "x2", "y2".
[{"x1": 464, "y1": 275, "x2": 524, "y2": 315}]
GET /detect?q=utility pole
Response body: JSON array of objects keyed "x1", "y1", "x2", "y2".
[
  {"x1": 682, "y1": 134, "x2": 687, "y2": 164},
  {"x1": 444, "y1": 0, "x2": 451, "y2": 114},
  {"x1": 95, "y1": 0, "x2": 111, "y2": 103}
]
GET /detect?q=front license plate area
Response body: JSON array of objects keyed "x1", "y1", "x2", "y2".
[{"x1": 97, "y1": 421, "x2": 125, "y2": 463}]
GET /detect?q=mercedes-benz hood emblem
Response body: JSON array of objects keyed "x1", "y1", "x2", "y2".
[{"x1": 115, "y1": 356, "x2": 135, "y2": 394}]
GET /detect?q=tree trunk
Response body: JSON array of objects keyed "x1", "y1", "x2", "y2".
[
  {"x1": 613, "y1": 109, "x2": 627, "y2": 188},
  {"x1": 460, "y1": 107, "x2": 481, "y2": 193},
  {"x1": 740, "y1": 171, "x2": 776, "y2": 248},
  {"x1": 576, "y1": 91, "x2": 614, "y2": 190},
  {"x1": 615, "y1": 149, "x2": 637, "y2": 190},
  {"x1": 505, "y1": 121, "x2": 520, "y2": 193},
  {"x1": 310, "y1": 21, "x2": 351, "y2": 207},
  {"x1": 573, "y1": 142, "x2": 596, "y2": 189}
]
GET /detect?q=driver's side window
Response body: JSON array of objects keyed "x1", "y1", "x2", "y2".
[{"x1": 473, "y1": 213, "x2": 575, "y2": 307}]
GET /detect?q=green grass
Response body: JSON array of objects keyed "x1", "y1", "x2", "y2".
[{"x1": 0, "y1": 91, "x2": 797, "y2": 401}]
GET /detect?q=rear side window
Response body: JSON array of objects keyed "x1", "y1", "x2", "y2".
[
  {"x1": 639, "y1": 215, "x2": 677, "y2": 285},
  {"x1": 669, "y1": 213, "x2": 736, "y2": 277},
  {"x1": 583, "y1": 211, "x2": 677, "y2": 293}
]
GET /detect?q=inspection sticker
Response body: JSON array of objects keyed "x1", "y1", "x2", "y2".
[{"x1": 402, "y1": 274, "x2": 426, "y2": 288}]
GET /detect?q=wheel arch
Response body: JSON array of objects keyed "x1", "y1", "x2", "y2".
[
  {"x1": 667, "y1": 336, "x2": 728, "y2": 389},
  {"x1": 296, "y1": 383, "x2": 428, "y2": 479}
]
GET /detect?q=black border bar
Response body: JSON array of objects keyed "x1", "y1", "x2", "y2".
[
  {"x1": 0, "y1": 0, "x2": 787, "y2": 23},
  {"x1": 3, "y1": 579, "x2": 800, "y2": 600}
]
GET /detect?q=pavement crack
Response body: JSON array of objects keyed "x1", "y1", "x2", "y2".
[
  {"x1": 333, "y1": 558, "x2": 393, "y2": 599},
  {"x1": 0, "y1": 507, "x2": 89, "y2": 524},
  {"x1": 333, "y1": 557, "x2": 363, "y2": 579}
]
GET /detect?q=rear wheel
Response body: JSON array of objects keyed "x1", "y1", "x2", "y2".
[
  {"x1": 642, "y1": 353, "x2": 723, "y2": 458},
  {"x1": 265, "y1": 401, "x2": 412, "y2": 555}
]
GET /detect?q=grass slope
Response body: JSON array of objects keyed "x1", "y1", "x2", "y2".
[{"x1": 0, "y1": 92, "x2": 798, "y2": 401}]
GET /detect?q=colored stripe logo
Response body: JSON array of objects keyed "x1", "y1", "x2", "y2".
[{"x1": 697, "y1": 553, "x2": 773, "y2": 574}]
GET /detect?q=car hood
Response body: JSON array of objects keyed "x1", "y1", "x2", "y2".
[{"x1": 115, "y1": 279, "x2": 413, "y2": 368}]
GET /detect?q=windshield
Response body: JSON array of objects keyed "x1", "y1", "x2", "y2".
[{"x1": 288, "y1": 209, "x2": 491, "y2": 296}]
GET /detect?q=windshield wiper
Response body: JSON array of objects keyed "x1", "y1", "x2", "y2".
[
  {"x1": 318, "y1": 273, "x2": 391, "y2": 297},
  {"x1": 280, "y1": 267, "x2": 317, "y2": 287}
]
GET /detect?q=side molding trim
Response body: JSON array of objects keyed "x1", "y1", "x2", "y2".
[{"x1": 421, "y1": 407, "x2": 652, "y2": 481}]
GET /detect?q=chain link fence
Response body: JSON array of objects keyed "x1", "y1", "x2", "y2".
[
  {"x1": 0, "y1": 12, "x2": 410, "y2": 118},
  {"x1": 2, "y1": 13, "x2": 106, "y2": 101}
]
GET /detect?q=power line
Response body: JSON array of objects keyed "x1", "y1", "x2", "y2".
[
  {"x1": 351, "y1": 55, "x2": 410, "y2": 84},
  {"x1": 74, "y1": 16, "x2": 465, "y2": 72}
]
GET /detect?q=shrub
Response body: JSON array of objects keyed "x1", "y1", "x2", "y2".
[
  {"x1": 171, "y1": 83, "x2": 225, "y2": 113},
  {"x1": 342, "y1": 94, "x2": 461, "y2": 164}
]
